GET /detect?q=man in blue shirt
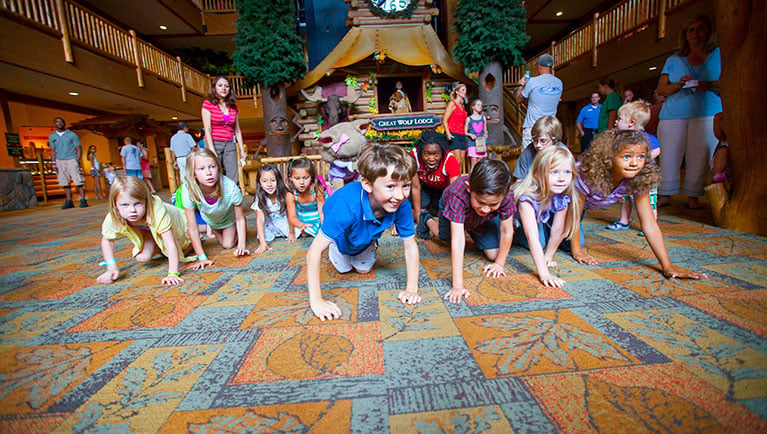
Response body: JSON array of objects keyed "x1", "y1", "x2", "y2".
[
  {"x1": 49, "y1": 117, "x2": 88, "y2": 209},
  {"x1": 513, "y1": 54, "x2": 563, "y2": 148},
  {"x1": 576, "y1": 92, "x2": 601, "y2": 152}
]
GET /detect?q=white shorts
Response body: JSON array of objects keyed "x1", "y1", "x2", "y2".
[{"x1": 328, "y1": 240, "x2": 377, "y2": 273}]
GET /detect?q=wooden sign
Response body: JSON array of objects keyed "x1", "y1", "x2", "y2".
[
  {"x1": 370, "y1": 113, "x2": 441, "y2": 131},
  {"x1": 5, "y1": 133, "x2": 22, "y2": 157}
]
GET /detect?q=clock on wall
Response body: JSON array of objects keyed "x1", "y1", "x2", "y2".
[{"x1": 368, "y1": 0, "x2": 416, "y2": 18}]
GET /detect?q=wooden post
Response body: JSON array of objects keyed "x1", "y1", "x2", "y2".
[
  {"x1": 592, "y1": 13, "x2": 599, "y2": 67},
  {"x1": 236, "y1": 145, "x2": 246, "y2": 194},
  {"x1": 164, "y1": 147, "x2": 177, "y2": 193},
  {"x1": 177, "y1": 56, "x2": 187, "y2": 103},
  {"x1": 658, "y1": 0, "x2": 667, "y2": 39},
  {"x1": 36, "y1": 148, "x2": 48, "y2": 204},
  {"x1": 550, "y1": 41, "x2": 556, "y2": 73},
  {"x1": 56, "y1": 0, "x2": 74, "y2": 63},
  {"x1": 130, "y1": 30, "x2": 144, "y2": 88}
]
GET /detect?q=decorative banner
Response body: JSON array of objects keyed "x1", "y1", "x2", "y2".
[
  {"x1": 5, "y1": 133, "x2": 22, "y2": 157},
  {"x1": 370, "y1": 114, "x2": 441, "y2": 131}
]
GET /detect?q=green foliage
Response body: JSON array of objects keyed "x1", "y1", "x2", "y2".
[
  {"x1": 176, "y1": 47, "x2": 237, "y2": 76},
  {"x1": 232, "y1": 0, "x2": 307, "y2": 87},
  {"x1": 453, "y1": 0, "x2": 530, "y2": 73}
]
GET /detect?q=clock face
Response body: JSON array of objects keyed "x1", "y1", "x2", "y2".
[
  {"x1": 376, "y1": 0, "x2": 412, "y2": 12},
  {"x1": 369, "y1": 0, "x2": 415, "y2": 18}
]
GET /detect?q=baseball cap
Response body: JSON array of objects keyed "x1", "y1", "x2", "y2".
[{"x1": 537, "y1": 54, "x2": 554, "y2": 67}]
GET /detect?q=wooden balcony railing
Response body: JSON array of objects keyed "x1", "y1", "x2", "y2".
[
  {"x1": 504, "y1": 0, "x2": 691, "y2": 84},
  {"x1": 226, "y1": 75, "x2": 260, "y2": 99},
  {"x1": 2, "y1": 0, "x2": 210, "y2": 99},
  {"x1": 200, "y1": 0, "x2": 236, "y2": 13}
]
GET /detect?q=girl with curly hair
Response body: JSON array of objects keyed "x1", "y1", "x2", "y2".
[{"x1": 570, "y1": 130, "x2": 706, "y2": 279}]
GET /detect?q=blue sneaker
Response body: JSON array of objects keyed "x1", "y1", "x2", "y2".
[{"x1": 416, "y1": 210, "x2": 432, "y2": 240}]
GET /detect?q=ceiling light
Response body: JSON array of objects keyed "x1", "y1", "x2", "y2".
[
  {"x1": 68, "y1": 92, "x2": 79, "y2": 96},
  {"x1": 171, "y1": 116, "x2": 178, "y2": 120},
  {"x1": 555, "y1": 11, "x2": 563, "y2": 17},
  {"x1": 159, "y1": 25, "x2": 168, "y2": 30},
  {"x1": 648, "y1": 66, "x2": 657, "y2": 71}
]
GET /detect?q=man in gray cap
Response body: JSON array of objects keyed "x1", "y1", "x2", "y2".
[
  {"x1": 513, "y1": 53, "x2": 563, "y2": 148},
  {"x1": 169, "y1": 121, "x2": 198, "y2": 180}
]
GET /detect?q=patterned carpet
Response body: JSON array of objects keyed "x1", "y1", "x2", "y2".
[{"x1": 0, "y1": 193, "x2": 765, "y2": 433}]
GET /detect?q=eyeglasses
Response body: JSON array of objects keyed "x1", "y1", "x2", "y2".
[{"x1": 532, "y1": 137, "x2": 552, "y2": 145}]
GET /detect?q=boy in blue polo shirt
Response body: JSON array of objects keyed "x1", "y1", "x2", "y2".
[{"x1": 306, "y1": 143, "x2": 421, "y2": 321}]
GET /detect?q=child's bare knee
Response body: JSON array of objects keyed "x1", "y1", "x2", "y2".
[
  {"x1": 484, "y1": 249, "x2": 498, "y2": 261},
  {"x1": 221, "y1": 239, "x2": 236, "y2": 249},
  {"x1": 135, "y1": 253, "x2": 152, "y2": 263}
]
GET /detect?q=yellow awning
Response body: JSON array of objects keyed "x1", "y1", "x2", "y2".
[{"x1": 291, "y1": 25, "x2": 469, "y2": 92}]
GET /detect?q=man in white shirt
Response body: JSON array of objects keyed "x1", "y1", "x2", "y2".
[
  {"x1": 169, "y1": 122, "x2": 198, "y2": 179},
  {"x1": 514, "y1": 54, "x2": 563, "y2": 148}
]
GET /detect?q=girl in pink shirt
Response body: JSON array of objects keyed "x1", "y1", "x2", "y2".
[{"x1": 202, "y1": 75, "x2": 245, "y2": 182}]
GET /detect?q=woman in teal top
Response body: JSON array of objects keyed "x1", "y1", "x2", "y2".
[{"x1": 655, "y1": 14, "x2": 721, "y2": 209}]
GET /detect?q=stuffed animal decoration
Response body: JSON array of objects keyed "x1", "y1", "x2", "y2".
[{"x1": 317, "y1": 119, "x2": 370, "y2": 192}]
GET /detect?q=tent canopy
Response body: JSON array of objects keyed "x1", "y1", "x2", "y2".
[{"x1": 291, "y1": 25, "x2": 469, "y2": 92}]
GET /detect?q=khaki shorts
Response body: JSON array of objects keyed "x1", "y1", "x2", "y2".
[{"x1": 56, "y1": 159, "x2": 85, "y2": 186}]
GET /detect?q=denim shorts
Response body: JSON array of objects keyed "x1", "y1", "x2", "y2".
[
  {"x1": 447, "y1": 133, "x2": 467, "y2": 151},
  {"x1": 126, "y1": 169, "x2": 144, "y2": 180}
]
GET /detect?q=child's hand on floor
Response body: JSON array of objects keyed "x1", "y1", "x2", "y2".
[
  {"x1": 663, "y1": 265, "x2": 708, "y2": 280},
  {"x1": 310, "y1": 298, "x2": 342, "y2": 321},
  {"x1": 484, "y1": 263, "x2": 506, "y2": 278},
  {"x1": 444, "y1": 286, "x2": 470, "y2": 304},
  {"x1": 397, "y1": 290, "x2": 421, "y2": 305},
  {"x1": 573, "y1": 250, "x2": 599, "y2": 265},
  {"x1": 96, "y1": 268, "x2": 119, "y2": 284},
  {"x1": 234, "y1": 248, "x2": 250, "y2": 257},
  {"x1": 161, "y1": 274, "x2": 183, "y2": 286},
  {"x1": 539, "y1": 271, "x2": 565, "y2": 288},
  {"x1": 191, "y1": 259, "x2": 214, "y2": 270},
  {"x1": 254, "y1": 243, "x2": 271, "y2": 255}
]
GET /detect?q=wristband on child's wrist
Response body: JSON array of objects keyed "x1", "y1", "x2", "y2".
[
  {"x1": 99, "y1": 258, "x2": 116, "y2": 267},
  {"x1": 167, "y1": 271, "x2": 179, "y2": 277},
  {"x1": 197, "y1": 254, "x2": 207, "y2": 261}
]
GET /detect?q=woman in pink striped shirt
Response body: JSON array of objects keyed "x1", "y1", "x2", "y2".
[{"x1": 201, "y1": 75, "x2": 245, "y2": 182}]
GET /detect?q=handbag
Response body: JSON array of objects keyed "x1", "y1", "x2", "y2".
[{"x1": 474, "y1": 136, "x2": 487, "y2": 153}]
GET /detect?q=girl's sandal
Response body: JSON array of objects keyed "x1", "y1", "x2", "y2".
[{"x1": 605, "y1": 221, "x2": 630, "y2": 231}]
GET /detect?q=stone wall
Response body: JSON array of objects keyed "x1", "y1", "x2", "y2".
[{"x1": 0, "y1": 169, "x2": 38, "y2": 212}]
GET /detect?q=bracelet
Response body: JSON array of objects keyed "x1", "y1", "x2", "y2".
[
  {"x1": 99, "y1": 258, "x2": 117, "y2": 267},
  {"x1": 197, "y1": 254, "x2": 207, "y2": 261},
  {"x1": 167, "y1": 271, "x2": 179, "y2": 276}
]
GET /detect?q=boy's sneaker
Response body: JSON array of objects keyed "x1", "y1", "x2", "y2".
[
  {"x1": 416, "y1": 210, "x2": 432, "y2": 240},
  {"x1": 79, "y1": 199, "x2": 89, "y2": 208},
  {"x1": 61, "y1": 199, "x2": 74, "y2": 209}
]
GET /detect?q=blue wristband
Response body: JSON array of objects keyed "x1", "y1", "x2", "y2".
[
  {"x1": 99, "y1": 258, "x2": 117, "y2": 267},
  {"x1": 197, "y1": 254, "x2": 208, "y2": 261}
]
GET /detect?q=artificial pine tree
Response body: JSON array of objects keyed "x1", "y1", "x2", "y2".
[
  {"x1": 232, "y1": 0, "x2": 306, "y2": 157},
  {"x1": 453, "y1": 0, "x2": 530, "y2": 146}
]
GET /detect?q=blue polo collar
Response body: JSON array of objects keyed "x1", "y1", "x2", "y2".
[{"x1": 360, "y1": 186, "x2": 380, "y2": 223}]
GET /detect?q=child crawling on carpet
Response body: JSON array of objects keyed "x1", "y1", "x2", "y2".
[
  {"x1": 97, "y1": 175, "x2": 194, "y2": 286},
  {"x1": 306, "y1": 142, "x2": 422, "y2": 321}
]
